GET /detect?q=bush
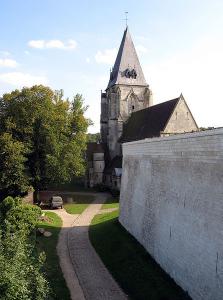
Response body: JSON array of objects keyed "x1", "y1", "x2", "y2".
[
  {"x1": 0, "y1": 196, "x2": 49, "y2": 299},
  {"x1": 0, "y1": 230, "x2": 49, "y2": 300},
  {"x1": 5, "y1": 204, "x2": 41, "y2": 234},
  {"x1": 0, "y1": 196, "x2": 41, "y2": 235},
  {"x1": 0, "y1": 196, "x2": 21, "y2": 219}
]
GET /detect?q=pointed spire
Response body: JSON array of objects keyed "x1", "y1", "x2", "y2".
[
  {"x1": 107, "y1": 27, "x2": 148, "y2": 89},
  {"x1": 179, "y1": 93, "x2": 185, "y2": 100}
]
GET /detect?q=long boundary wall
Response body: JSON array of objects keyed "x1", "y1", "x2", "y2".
[{"x1": 119, "y1": 128, "x2": 223, "y2": 300}]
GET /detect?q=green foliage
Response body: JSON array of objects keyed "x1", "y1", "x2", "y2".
[
  {"x1": 0, "y1": 230, "x2": 49, "y2": 300},
  {"x1": 0, "y1": 197, "x2": 49, "y2": 299},
  {"x1": 0, "y1": 196, "x2": 21, "y2": 222},
  {"x1": 0, "y1": 133, "x2": 28, "y2": 196},
  {"x1": 0, "y1": 85, "x2": 91, "y2": 196},
  {"x1": 5, "y1": 204, "x2": 41, "y2": 234},
  {"x1": 87, "y1": 132, "x2": 101, "y2": 143},
  {"x1": 0, "y1": 196, "x2": 41, "y2": 235}
]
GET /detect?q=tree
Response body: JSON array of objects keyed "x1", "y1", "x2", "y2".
[
  {"x1": 0, "y1": 86, "x2": 91, "y2": 196},
  {"x1": 0, "y1": 133, "x2": 28, "y2": 198},
  {"x1": 87, "y1": 133, "x2": 101, "y2": 143},
  {"x1": 45, "y1": 93, "x2": 90, "y2": 184}
]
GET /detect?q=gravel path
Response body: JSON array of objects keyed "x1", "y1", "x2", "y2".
[{"x1": 49, "y1": 193, "x2": 127, "y2": 300}]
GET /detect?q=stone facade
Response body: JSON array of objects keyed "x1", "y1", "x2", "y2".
[
  {"x1": 86, "y1": 143, "x2": 105, "y2": 187},
  {"x1": 119, "y1": 128, "x2": 223, "y2": 300},
  {"x1": 100, "y1": 26, "x2": 153, "y2": 159},
  {"x1": 89, "y1": 152, "x2": 105, "y2": 187},
  {"x1": 162, "y1": 95, "x2": 198, "y2": 135},
  {"x1": 101, "y1": 85, "x2": 152, "y2": 159},
  {"x1": 86, "y1": 27, "x2": 198, "y2": 189}
]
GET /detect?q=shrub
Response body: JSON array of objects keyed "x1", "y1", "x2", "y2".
[
  {"x1": 0, "y1": 230, "x2": 49, "y2": 300},
  {"x1": 5, "y1": 204, "x2": 41, "y2": 234},
  {"x1": 0, "y1": 196, "x2": 41, "y2": 235},
  {"x1": 0, "y1": 196, "x2": 49, "y2": 299},
  {"x1": 0, "y1": 196, "x2": 21, "y2": 220}
]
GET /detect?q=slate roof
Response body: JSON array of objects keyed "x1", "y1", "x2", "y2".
[
  {"x1": 107, "y1": 27, "x2": 148, "y2": 89},
  {"x1": 104, "y1": 156, "x2": 122, "y2": 175},
  {"x1": 120, "y1": 97, "x2": 180, "y2": 142}
]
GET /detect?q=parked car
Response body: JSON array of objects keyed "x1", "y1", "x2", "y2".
[{"x1": 49, "y1": 196, "x2": 63, "y2": 209}]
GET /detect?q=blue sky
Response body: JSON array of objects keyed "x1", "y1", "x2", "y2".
[{"x1": 0, "y1": 0, "x2": 223, "y2": 132}]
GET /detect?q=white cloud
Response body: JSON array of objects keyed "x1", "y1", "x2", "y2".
[
  {"x1": 136, "y1": 45, "x2": 148, "y2": 54},
  {"x1": 95, "y1": 48, "x2": 117, "y2": 65},
  {"x1": 28, "y1": 40, "x2": 45, "y2": 49},
  {"x1": 0, "y1": 58, "x2": 18, "y2": 68},
  {"x1": 86, "y1": 57, "x2": 90, "y2": 63},
  {"x1": 45, "y1": 40, "x2": 65, "y2": 49},
  {"x1": 28, "y1": 39, "x2": 77, "y2": 50},
  {"x1": 0, "y1": 72, "x2": 48, "y2": 87}
]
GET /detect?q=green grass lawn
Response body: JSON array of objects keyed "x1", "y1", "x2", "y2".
[
  {"x1": 37, "y1": 212, "x2": 70, "y2": 300},
  {"x1": 101, "y1": 197, "x2": 119, "y2": 209},
  {"x1": 89, "y1": 209, "x2": 191, "y2": 300},
  {"x1": 63, "y1": 194, "x2": 94, "y2": 214}
]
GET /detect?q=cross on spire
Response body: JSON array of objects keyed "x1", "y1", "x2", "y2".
[{"x1": 124, "y1": 11, "x2": 128, "y2": 27}]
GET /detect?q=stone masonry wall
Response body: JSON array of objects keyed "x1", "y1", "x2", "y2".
[{"x1": 119, "y1": 128, "x2": 223, "y2": 300}]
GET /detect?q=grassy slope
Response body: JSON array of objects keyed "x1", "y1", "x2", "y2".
[
  {"x1": 63, "y1": 194, "x2": 94, "y2": 214},
  {"x1": 64, "y1": 203, "x2": 89, "y2": 214},
  {"x1": 101, "y1": 197, "x2": 119, "y2": 209},
  {"x1": 89, "y1": 209, "x2": 191, "y2": 300},
  {"x1": 37, "y1": 212, "x2": 70, "y2": 300}
]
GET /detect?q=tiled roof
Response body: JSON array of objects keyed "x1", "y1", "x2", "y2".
[
  {"x1": 107, "y1": 27, "x2": 148, "y2": 89},
  {"x1": 120, "y1": 97, "x2": 180, "y2": 142}
]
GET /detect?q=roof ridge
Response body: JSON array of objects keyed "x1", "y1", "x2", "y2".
[{"x1": 131, "y1": 97, "x2": 180, "y2": 116}]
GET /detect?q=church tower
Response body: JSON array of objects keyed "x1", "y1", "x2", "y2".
[{"x1": 100, "y1": 27, "x2": 153, "y2": 159}]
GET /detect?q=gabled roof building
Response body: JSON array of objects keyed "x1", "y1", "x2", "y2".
[{"x1": 86, "y1": 27, "x2": 198, "y2": 189}]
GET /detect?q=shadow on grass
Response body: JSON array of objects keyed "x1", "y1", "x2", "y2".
[{"x1": 89, "y1": 211, "x2": 191, "y2": 300}]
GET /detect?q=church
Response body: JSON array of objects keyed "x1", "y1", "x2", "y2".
[{"x1": 86, "y1": 27, "x2": 198, "y2": 189}]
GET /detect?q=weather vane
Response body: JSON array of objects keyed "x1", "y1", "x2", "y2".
[{"x1": 124, "y1": 11, "x2": 128, "y2": 27}]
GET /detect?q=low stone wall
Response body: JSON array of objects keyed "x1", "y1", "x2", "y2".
[{"x1": 119, "y1": 128, "x2": 223, "y2": 300}]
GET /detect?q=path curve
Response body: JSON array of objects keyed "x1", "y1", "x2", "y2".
[{"x1": 49, "y1": 193, "x2": 127, "y2": 300}]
